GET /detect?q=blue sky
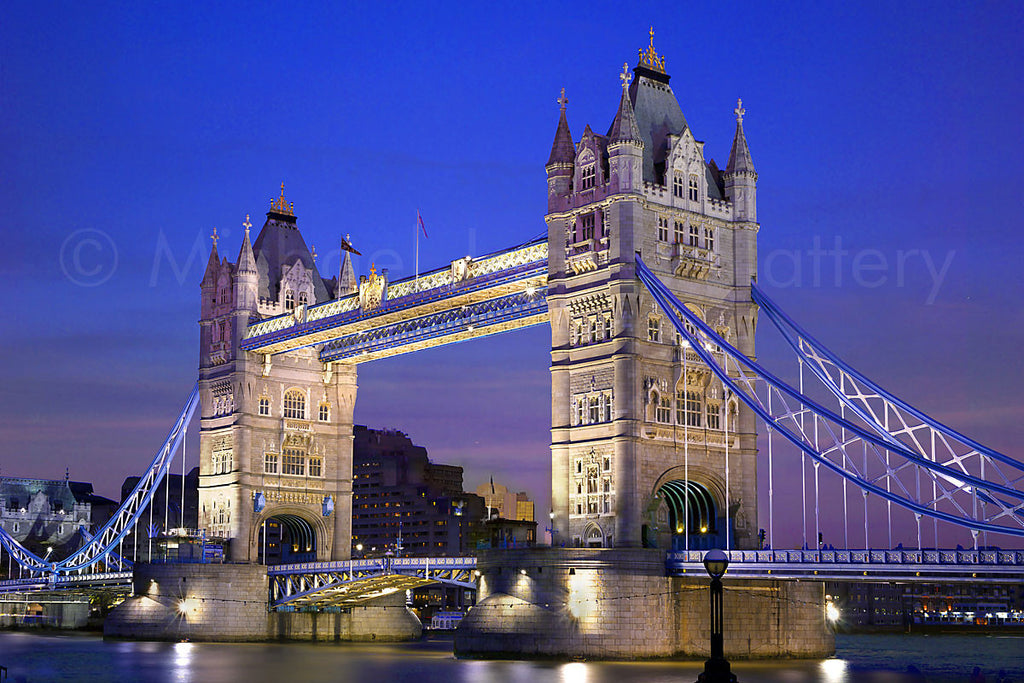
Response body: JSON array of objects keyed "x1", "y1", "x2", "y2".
[{"x1": 2, "y1": 1, "x2": 1022, "y2": 548}]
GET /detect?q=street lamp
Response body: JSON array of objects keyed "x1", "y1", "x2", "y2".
[{"x1": 697, "y1": 549, "x2": 737, "y2": 683}]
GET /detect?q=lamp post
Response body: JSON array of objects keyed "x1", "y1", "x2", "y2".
[{"x1": 697, "y1": 549, "x2": 737, "y2": 683}]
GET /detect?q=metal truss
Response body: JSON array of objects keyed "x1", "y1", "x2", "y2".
[
  {"x1": 269, "y1": 556, "x2": 477, "y2": 609},
  {"x1": 667, "y1": 548, "x2": 1024, "y2": 583},
  {"x1": 242, "y1": 238, "x2": 548, "y2": 357},
  {"x1": 321, "y1": 288, "x2": 548, "y2": 363},
  {"x1": 752, "y1": 283, "x2": 1024, "y2": 540},
  {"x1": 635, "y1": 257, "x2": 1024, "y2": 540},
  {"x1": 0, "y1": 385, "x2": 199, "y2": 578}
]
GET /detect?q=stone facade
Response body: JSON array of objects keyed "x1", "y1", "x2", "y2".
[
  {"x1": 546, "y1": 40, "x2": 759, "y2": 551},
  {"x1": 198, "y1": 191, "x2": 355, "y2": 562},
  {"x1": 455, "y1": 548, "x2": 834, "y2": 659}
]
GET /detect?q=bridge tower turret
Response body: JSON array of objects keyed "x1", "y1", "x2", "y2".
[
  {"x1": 197, "y1": 185, "x2": 355, "y2": 563},
  {"x1": 547, "y1": 34, "x2": 760, "y2": 550}
]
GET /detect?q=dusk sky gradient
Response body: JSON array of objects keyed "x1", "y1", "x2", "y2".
[{"x1": 2, "y1": 2, "x2": 1022, "y2": 549}]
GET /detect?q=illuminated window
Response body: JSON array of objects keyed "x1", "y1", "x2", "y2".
[
  {"x1": 705, "y1": 226, "x2": 715, "y2": 252},
  {"x1": 212, "y1": 447, "x2": 233, "y2": 475},
  {"x1": 658, "y1": 216, "x2": 669, "y2": 242},
  {"x1": 689, "y1": 223, "x2": 699, "y2": 246},
  {"x1": 589, "y1": 396, "x2": 601, "y2": 424},
  {"x1": 576, "y1": 399, "x2": 585, "y2": 426},
  {"x1": 285, "y1": 290, "x2": 296, "y2": 311},
  {"x1": 258, "y1": 396, "x2": 270, "y2": 416},
  {"x1": 588, "y1": 317, "x2": 598, "y2": 343},
  {"x1": 673, "y1": 173, "x2": 684, "y2": 198},
  {"x1": 688, "y1": 175, "x2": 699, "y2": 202},
  {"x1": 298, "y1": 291, "x2": 308, "y2": 306},
  {"x1": 674, "y1": 220, "x2": 685, "y2": 244},
  {"x1": 264, "y1": 452, "x2": 278, "y2": 474},
  {"x1": 581, "y1": 164, "x2": 596, "y2": 190},
  {"x1": 648, "y1": 317, "x2": 660, "y2": 342},
  {"x1": 283, "y1": 389, "x2": 305, "y2": 420},
  {"x1": 283, "y1": 448, "x2": 305, "y2": 476},
  {"x1": 309, "y1": 457, "x2": 323, "y2": 478},
  {"x1": 318, "y1": 402, "x2": 330, "y2": 422},
  {"x1": 603, "y1": 316, "x2": 612, "y2": 339}
]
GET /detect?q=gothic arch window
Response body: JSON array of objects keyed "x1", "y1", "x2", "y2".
[
  {"x1": 285, "y1": 290, "x2": 296, "y2": 311},
  {"x1": 689, "y1": 223, "x2": 699, "y2": 247},
  {"x1": 688, "y1": 175, "x2": 700, "y2": 202},
  {"x1": 673, "y1": 173, "x2": 684, "y2": 198},
  {"x1": 318, "y1": 401, "x2": 331, "y2": 422},
  {"x1": 677, "y1": 389, "x2": 702, "y2": 427},
  {"x1": 283, "y1": 389, "x2": 306, "y2": 420},
  {"x1": 298, "y1": 291, "x2": 308, "y2": 307},
  {"x1": 705, "y1": 226, "x2": 715, "y2": 252},
  {"x1": 581, "y1": 164, "x2": 596, "y2": 190},
  {"x1": 258, "y1": 395, "x2": 270, "y2": 416},
  {"x1": 647, "y1": 317, "x2": 661, "y2": 342}
]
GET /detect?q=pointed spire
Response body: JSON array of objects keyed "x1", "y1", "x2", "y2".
[
  {"x1": 726, "y1": 98, "x2": 756, "y2": 175},
  {"x1": 608, "y1": 63, "x2": 643, "y2": 145},
  {"x1": 202, "y1": 227, "x2": 220, "y2": 286},
  {"x1": 338, "y1": 235, "x2": 358, "y2": 297},
  {"x1": 546, "y1": 88, "x2": 575, "y2": 167},
  {"x1": 236, "y1": 214, "x2": 257, "y2": 274}
]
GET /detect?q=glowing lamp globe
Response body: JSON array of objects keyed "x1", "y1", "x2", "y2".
[{"x1": 703, "y1": 549, "x2": 729, "y2": 579}]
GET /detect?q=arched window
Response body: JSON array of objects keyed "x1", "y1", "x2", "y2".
[
  {"x1": 285, "y1": 290, "x2": 296, "y2": 311},
  {"x1": 581, "y1": 164, "x2": 596, "y2": 190},
  {"x1": 688, "y1": 175, "x2": 700, "y2": 202},
  {"x1": 298, "y1": 291, "x2": 308, "y2": 307},
  {"x1": 258, "y1": 396, "x2": 270, "y2": 416},
  {"x1": 318, "y1": 402, "x2": 330, "y2": 422},
  {"x1": 283, "y1": 389, "x2": 306, "y2": 420},
  {"x1": 673, "y1": 173, "x2": 684, "y2": 198}
]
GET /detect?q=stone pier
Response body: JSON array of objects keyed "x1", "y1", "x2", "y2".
[
  {"x1": 455, "y1": 548, "x2": 833, "y2": 659},
  {"x1": 105, "y1": 563, "x2": 422, "y2": 642}
]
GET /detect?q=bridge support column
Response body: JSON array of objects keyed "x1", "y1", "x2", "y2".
[{"x1": 455, "y1": 548, "x2": 834, "y2": 659}]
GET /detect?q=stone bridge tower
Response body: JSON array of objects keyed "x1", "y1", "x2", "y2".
[
  {"x1": 546, "y1": 37, "x2": 760, "y2": 550},
  {"x1": 198, "y1": 186, "x2": 357, "y2": 562}
]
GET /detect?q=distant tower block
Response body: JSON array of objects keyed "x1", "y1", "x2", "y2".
[
  {"x1": 546, "y1": 36, "x2": 759, "y2": 550},
  {"x1": 198, "y1": 186, "x2": 356, "y2": 562}
]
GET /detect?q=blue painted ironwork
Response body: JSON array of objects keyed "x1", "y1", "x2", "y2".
[
  {"x1": 320, "y1": 288, "x2": 547, "y2": 362},
  {"x1": 635, "y1": 256, "x2": 1024, "y2": 538}
]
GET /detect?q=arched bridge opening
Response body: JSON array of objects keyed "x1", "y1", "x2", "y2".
[
  {"x1": 259, "y1": 514, "x2": 317, "y2": 565},
  {"x1": 657, "y1": 480, "x2": 721, "y2": 551}
]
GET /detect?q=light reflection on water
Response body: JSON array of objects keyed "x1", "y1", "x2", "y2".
[{"x1": 0, "y1": 633, "x2": 1020, "y2": 683}]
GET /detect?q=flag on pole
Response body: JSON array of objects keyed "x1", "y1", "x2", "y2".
[
  {"x1": 417, "y1": 210, "x2": 428, "y2": 239},
  {"x1": 340, "y1": 233, "x2": 362, "y2": 256}
]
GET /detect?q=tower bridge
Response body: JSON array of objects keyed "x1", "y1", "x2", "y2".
[{"x1": 3, "y1": 34, "x2": 1024, "y2": 657}]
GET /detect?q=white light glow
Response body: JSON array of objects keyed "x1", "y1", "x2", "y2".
[
  {"x1": 826, "y1": 601, "x2": 840, "y2": 622},
  {"x1": 560, "y1": 661, "x2": 589, "y2": 683},
  {"x1": 819, "y1": 657, "x2": 847, "y2": 683}
]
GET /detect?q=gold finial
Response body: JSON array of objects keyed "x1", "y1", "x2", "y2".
[
  {"x1": 735, "y1": 97, "x2": 746, "y2": 123},
  {"x1": 638, "y1": 26, "x2": 666, "y2": 73},
  {"x1": 210, "y1": 227, "x2": 219, "y2": 249},
  {"x1": 370, "y1": 262, "x2": 377, "y2": 279},
  {"x1": 620, "y1": 62, "x2": 632, "y2": 89},
  {"x1": 242, "y1": 213, "x2": 252, "y2": 238},
  {"x1": 557, "y1": 87, "x2": 568, "y2": 111},
  {"x1": 311, "y1": 245, "x2": 318, "y2": 263},
  {"x1": 269, "y1": 182, "x2": 295, "y2": 216}
]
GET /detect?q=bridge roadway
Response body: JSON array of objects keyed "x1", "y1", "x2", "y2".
[
  {"x1": 667, "y1": 548, "x2": 1024, "y2": 582},
  {"x1": 241, "y1": 239, "x2": 549, "y2": 363}
]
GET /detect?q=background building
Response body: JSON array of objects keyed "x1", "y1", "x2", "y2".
[
  {"x1": 475, "y1": 481, "x2": 535, "y2": 522},
  {"x1": 117, "y1": 467, "x2": 199, "y2": 562},
  {"x1": 0, "y1": 476, "x2": 115, "y2": 566},
  {"x1": 351, "y1": 425, "x2": 485, "y2": 557}
]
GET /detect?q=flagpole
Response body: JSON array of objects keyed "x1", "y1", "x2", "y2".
[{"x1": 415, "y1": 210, "x2": 419, "y2": 286}]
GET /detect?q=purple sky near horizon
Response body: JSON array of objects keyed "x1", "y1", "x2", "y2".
[{"x1": 2, "y1": 2, "x2": 1022, "y2": 549}]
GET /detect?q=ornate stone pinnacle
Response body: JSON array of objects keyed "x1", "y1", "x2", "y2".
[
  {"x1": 557, "y1": 87, "x2": 568, "y2": 111},
  {"x1": 735, "y1": 98, "x2": 746, "y2": 123},
  {"x1": 620, "y1": 62, "x2": 632, "y2": 89},
  {"x1": 242, "y1": 213, "x2": 252, "y2": 237},
  {"x1": 210, "y1": 227, "x2": 219, "y2": 248}
]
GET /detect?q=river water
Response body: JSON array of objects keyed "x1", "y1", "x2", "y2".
[{"x1": 0, "y1": 632, "x2": 1020, "y2": 682}]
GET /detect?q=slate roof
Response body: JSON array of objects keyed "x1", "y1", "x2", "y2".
[
  {"x1": 627, "y1": 67, "x2": 688, "y2": 184},
  {"x1": 252, "y1": 214, "x2": 331, "y2": 303}
]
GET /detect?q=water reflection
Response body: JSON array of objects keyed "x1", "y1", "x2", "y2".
[{"x1": 820, "y1": 658, "x2": 848, "y2": 682}]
